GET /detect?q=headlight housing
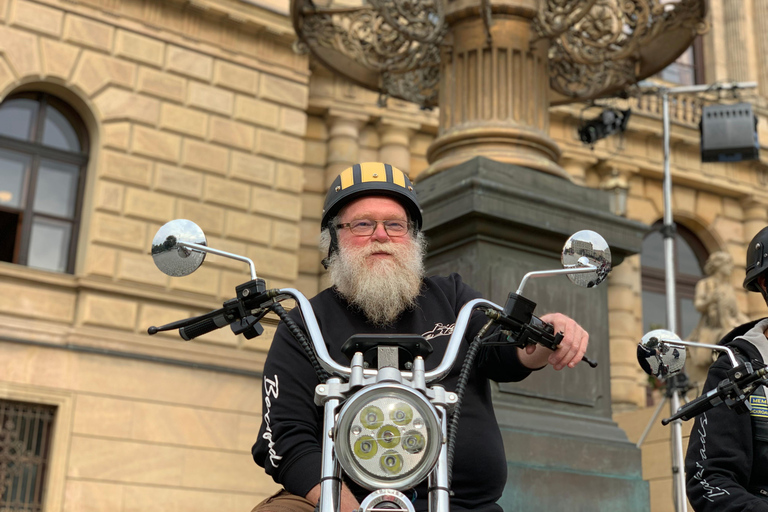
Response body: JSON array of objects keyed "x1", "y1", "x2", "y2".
[{"x1": 335, "y1": 383, "x2": 442, "y2": 490}]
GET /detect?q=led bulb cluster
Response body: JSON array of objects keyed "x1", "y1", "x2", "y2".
[{"x1": 335, "y1": 384, "x2": 441, "y2": 490}]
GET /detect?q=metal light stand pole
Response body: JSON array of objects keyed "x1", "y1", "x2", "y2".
[{"x1": 652, "y1": 81, "x2": 757, "y2": 512}]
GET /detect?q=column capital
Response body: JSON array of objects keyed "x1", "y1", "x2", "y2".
[
  {"x1": 743, "y1": 197, "x2": 768, "y2": 221},
  {"x1": 325, "y1": 109, "x2": 369, "y2": 140},
  {"x1": 325, "y1": 108, "x2": 370, "y2": 126},
  {"x1": 376, "y1": 116, "x2": 422, "y2": 132}
]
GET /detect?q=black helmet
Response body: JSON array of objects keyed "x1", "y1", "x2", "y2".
[
  {"x1": 744, "y1": 226, "x2": 768, "y2": 292},
  {"x1": 321, "y1": 162, "x2": 422, "y2": 230}
]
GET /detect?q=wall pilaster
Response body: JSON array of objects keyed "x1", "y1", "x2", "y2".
[
  {"x1": 377, "y1": 118, "x2": 418, "y2": 174},
  {"x1": 723, "y1": 0, "x2": 753, "y2": 82},
  {"x1": 325, "y1": 111, "x2": 368, "y2": 185},
  {"x1": 752, "y1": 0, "x2": 768, "y2": 98}
]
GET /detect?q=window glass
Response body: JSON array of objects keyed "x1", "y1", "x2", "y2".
[
  {"x1": 642, "y1": 290, "x2": 668, "y2": 333},
  {"x1": 641, "y1": 231, "x2": 666, "y2": 270},
  {"x1": 0, "y1": 92, "x2": 88, "y2": 274},
  {"x1": 678, "y1": 237, "x2": 703, "y2": 276},
  {"x1": 33, "y1": 160, "x2": 79, "y2": 218},
  {"x1": 0, "y1": 211, "x2": 20, "y2": 263},
  {"x1": 641, "y1": 229, "x2": 704, "y2": 276},
  {"x1": 0, "y1": 98, "x2": 37, "y2": 141},
  {"x1": 0, "y1": 148, "x2": 31, "y2": 209},
  {"x1": 27, "y1": 218, "x2": 71, "y2": 272},
  {"x1": 658, "y1": 46, "x2": 695, "y2": 85},
  {"x1": 42, "y1": 105, "x2": 81, "y2": 152}
]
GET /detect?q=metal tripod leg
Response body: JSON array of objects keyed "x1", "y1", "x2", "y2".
[
  {"x1": 636, "y1": 395, "x2": 667, "y2": 448},
  {"x1": 636, "y1": 385, "x2": 690, "y2": 512},
  {"x1": 669, "y1": 390, "x2": 688, "y2": 512}
]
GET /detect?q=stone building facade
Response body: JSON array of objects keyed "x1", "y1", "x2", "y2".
[{"x1": 0, "y1": 1, "x2": 766, "y2": 511}]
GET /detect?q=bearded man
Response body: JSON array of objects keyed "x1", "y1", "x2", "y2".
[{"x1": 252, "y1": 163, "x2": 589, "y2": 512}]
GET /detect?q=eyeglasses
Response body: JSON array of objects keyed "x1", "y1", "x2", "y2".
[{"x1": 335, "y1": 219, "x2": 410, "y2": 237}]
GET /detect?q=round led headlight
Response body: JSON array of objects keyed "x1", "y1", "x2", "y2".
[{"x1": 335, "y1": 383, "x2": 442, "y2": 491}]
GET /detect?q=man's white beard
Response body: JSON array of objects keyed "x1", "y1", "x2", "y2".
[{"x1": 325, "y1": 232, "x2": 426, "y2": 327}]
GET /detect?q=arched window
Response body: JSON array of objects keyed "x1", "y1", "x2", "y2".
[
  {"x1": 657, "y1": 37, "x2": 705, "y2": 85},
  {"x1": 641, "y1": 222, "x2": 708, "y2": 338},
  {"x1": 0, "y1": 92, "x2": 88, "y2": 274}
]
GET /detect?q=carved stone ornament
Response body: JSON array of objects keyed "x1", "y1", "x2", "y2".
[
  {"x1": 291, "y1": 0, "x2": 708, "y2": 109},
  {"x1": 547, "y1": 0, "x2": 710, "y2": 100},
  {"x1": 292, "y1": 0, "x2": 445, "y2": 106}
]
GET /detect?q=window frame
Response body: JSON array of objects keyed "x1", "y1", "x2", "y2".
[
  {"x1": 656, "y1": 35, "x2": 705, "y2": 86},
  {"x1": 0, "y1": 92, "x2": 89, "y2": 274},
  {"x1": 641, "y1": 221, "x2": 709, "y2": 335}
]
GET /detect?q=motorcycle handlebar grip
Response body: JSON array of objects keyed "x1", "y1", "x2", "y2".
[
  {"x1": 662, "y1": 387, "x2": 721, "y2": 425},
  {"x1": 179, "y1": 313, "x2": 229, "y2": 341}
]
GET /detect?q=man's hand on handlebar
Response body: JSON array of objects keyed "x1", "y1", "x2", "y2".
[{"x1": 518, "y1": 313, "x2": 589, "y2": 371}]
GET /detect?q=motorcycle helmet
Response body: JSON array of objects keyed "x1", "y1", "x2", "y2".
[
  {"x1": 321, "y1": 162, "x2": 422, "y2": 230},
  {"x1": 320, "y1": 163, "x2": 422, "y2": 268},
  {"x1": 744, "y1": 226, "x2": 768, "y2": 302}
]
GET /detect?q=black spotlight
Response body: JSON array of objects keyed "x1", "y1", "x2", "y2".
[
  {"x1": 700, "y1": 102, "x2": 759, "y2": 163},
  {"x1": 578, "y1": 109, "x2": 632, "y2": 145}
]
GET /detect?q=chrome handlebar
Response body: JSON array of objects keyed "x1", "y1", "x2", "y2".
[{"x1": 277, "y1": 289, "x2": 503, "y2": 384}]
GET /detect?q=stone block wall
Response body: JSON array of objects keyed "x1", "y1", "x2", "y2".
[{"x1": 0, "y1": 0, "x2": 307, "y2": 509}]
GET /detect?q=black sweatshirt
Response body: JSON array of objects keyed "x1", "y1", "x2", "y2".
[
  {"x1": 685, "y1": 318, "x2": 768, "y2": 511},
  {"x1": 252, "y1": 274, "x2": 534, "y2": 512}
]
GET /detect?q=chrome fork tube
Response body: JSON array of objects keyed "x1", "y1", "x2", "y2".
[
  {"x1": 428, "y1": 406, "x2": 450, "y2": 512},
  {"x1": 319, "y1": 397, "x2": 341, "y2": 512}
]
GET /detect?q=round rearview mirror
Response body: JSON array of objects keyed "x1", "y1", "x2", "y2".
[
  {"x1": 151, "y1": 219, "x2": 207, "y2": 277},
  {"x1": 561, "y1": 230, "x2": 612, "y2": 287},
  {"x1": 637, "y1": 329, "x2": 686, "y2": 380}
]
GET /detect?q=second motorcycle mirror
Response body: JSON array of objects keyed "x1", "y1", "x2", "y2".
[{"x1": 637, "y1": 329, "x2": 686, "y2": 380}]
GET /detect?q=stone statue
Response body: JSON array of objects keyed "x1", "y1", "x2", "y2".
[{"x1": 687, "y1": 251, "x2": 748, "y2": 384}]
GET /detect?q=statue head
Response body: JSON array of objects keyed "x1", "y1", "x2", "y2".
[{"x1": 704, "y1": 251, "x2": 733, "y2": 277}]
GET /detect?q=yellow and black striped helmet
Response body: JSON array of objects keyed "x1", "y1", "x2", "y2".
[{"x1": 321, "y1": 162, "x2": 422, "y2": 230}]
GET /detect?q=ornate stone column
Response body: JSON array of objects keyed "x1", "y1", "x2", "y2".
[
  {"x1": 426, "y1": 4, "x2": 565, "y2": 178},
  {"x1": 723, "y1": 0, "x2": 752, "y2": 82},
  {"x1": 753, "y1": 0, "x2": 768, "y2": 98},
  {"x1": 377, "y1": 118, "x2": 418, "y2": 174}
]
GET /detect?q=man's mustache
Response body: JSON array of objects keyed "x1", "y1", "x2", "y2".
[{"x1": 361, "y1": 243, "x2": 396, "y2": 256}]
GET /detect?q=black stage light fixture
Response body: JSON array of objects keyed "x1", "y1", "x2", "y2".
[
  {"x1": 578, "y1": 109, "x2": 632, "y2": 145},
  {"x1": 700, "y1": 102, "x2": 759, "y2": 163}
]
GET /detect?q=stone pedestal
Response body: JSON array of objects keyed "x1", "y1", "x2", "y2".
[{"x1": 415, "y1": 157, "x2": 649, "y2": 511}]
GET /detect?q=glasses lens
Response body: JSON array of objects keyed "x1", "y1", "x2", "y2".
[
  {"x1": 348, "y1": 220, "x2": 375, "y2": 235},
  {"x1": 347, "y1": 220, "x2": 409, "y2": 236},
  {"x1": 383, "y1": 221, "x2": 408, "y2": 236}
]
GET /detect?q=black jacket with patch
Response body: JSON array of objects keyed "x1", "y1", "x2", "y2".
[
  {"x1": 685, "y1": 318, "x2": 768, "y2": 511},
  {"x1": 252, "y1": 274, "x2": 534, "y2": 512}
]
